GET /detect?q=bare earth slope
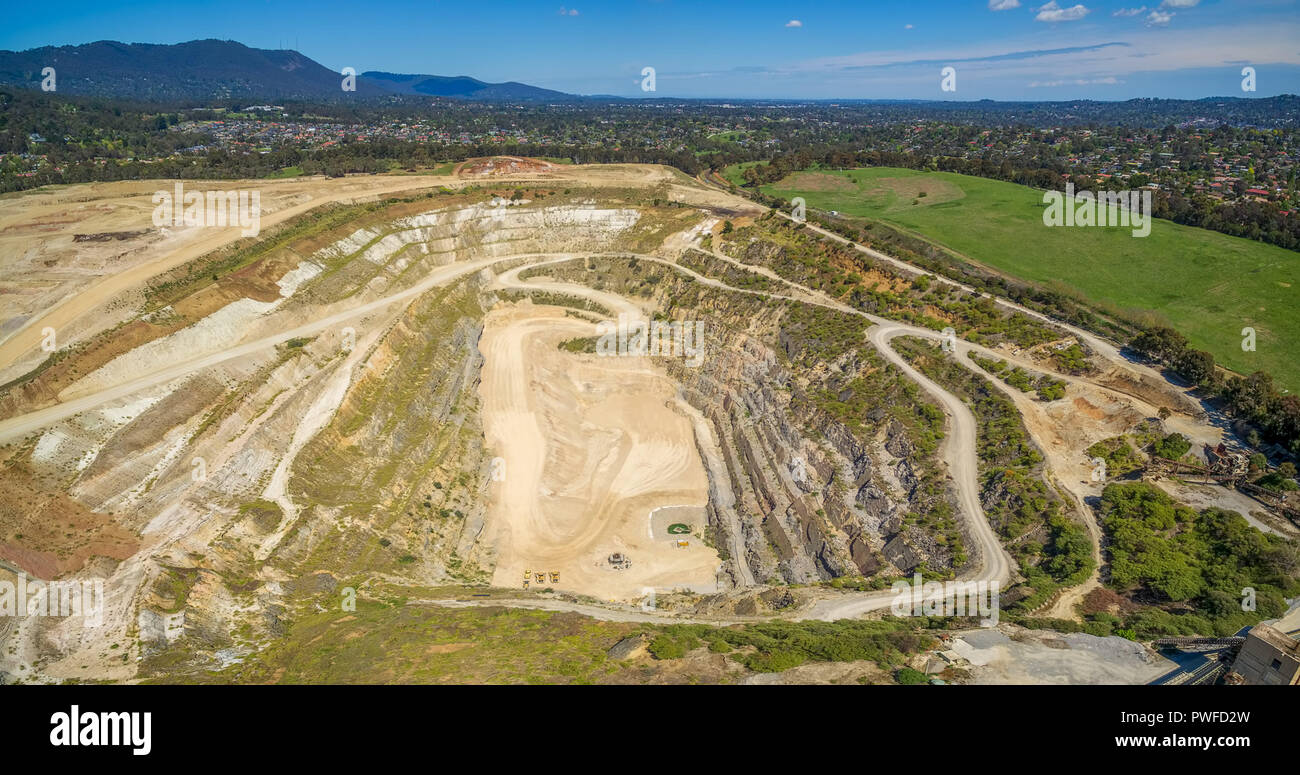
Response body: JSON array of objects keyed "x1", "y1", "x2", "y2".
[{"x1": 0, "y1": 161, "x2": 1276, "y2": 684}]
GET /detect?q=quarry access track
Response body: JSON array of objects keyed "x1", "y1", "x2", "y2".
[{"x1": 5, "y1": 241, "x2": 1173, "y2": 624}]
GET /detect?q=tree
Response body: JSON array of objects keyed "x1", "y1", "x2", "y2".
[
  {"x1": 1226, "y1": 371, "x2": 1277, "y2": 422},
  {"x1": 1154, "y1": 433, "x2": 1191, "y2": 460},
  {"x1": 1152, "y1": 560, "x2": 1203, "y2": 602},
  {"x1": 1263, "y1": 396, "x2": 1300, "y2": 444},
  {"x1": 1174, "y1": 349, "x2": 1215, "y2": 385},
  {"x1": 1130, "y1": 326, "x2": 1187, "y2": 363}
]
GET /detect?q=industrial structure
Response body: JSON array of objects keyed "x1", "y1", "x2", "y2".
[{"x1": 1224, "y1": 624, "x2": 1300, "y2": 686}]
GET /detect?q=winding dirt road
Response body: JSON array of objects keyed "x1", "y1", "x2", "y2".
[
  {"x1": 1, "y1": 244, "x2": 1020, "y2": 619},
  {"x1": 3, "y1": 183, "x2": 1224, "y2": 624},
  {"x1": 492, "y1": 255, "x2": 1017, "y2": 618}
]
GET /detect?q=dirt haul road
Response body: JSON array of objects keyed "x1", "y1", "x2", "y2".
[
  {"x1": 492, "y1": 256, "x2": 1016, "y2": 616},
  {"x1": 0, "y1": 251, "x2": 582, "y2": 443},
  {"x1": 1, "y1": 170, "x2": 1247, "y2": 625},
  {"x1": 496, "y1": 247, "x2": 1238, "y2": 620},
  {"x1": 0, "y1": 175, "x2": 475, "y2": 376},
  {"x1": 3, "y1": 240, "x2": 1232, "y2": 622},
  {"x1": 0, "y1": 164, "x2": 705, "y2": 379},
  {"x1": 488, "y1": 250, "x2": 1255, "y2": 622},
  {"x1": 0, "y1": 247, "x2": 1043, "y2": 617}
]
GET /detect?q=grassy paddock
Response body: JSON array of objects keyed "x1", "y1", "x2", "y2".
[{"x1": 730, "y1": 165, "x2": 1300, "y2": 390}]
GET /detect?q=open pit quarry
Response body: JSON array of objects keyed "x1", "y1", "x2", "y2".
[{"x1": 0, "y1": 160, "x2": 1280, "y2": 684}]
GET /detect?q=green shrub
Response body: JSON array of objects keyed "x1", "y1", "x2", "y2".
[
  {"x1": 896, "y1": 667, "x2": 928, "y2": 685},
  {"x1": 1100, "y1": 482, "x2": 1300, "y2": 636},
  {"x1": 647, "y1": 635, "x2": 687, "y2": 660},
  {"x1": 1153, "y1": 433, "x2": 1191, "y2": 460}
]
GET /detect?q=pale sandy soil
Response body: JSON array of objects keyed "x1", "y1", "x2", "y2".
[
  {"x1": 0, "y1": 163, "x2": 721, "y2": 382},
  {"x1": 1, "y1": 162, "x2": 1290, "y2": 684},
  {"x1": 0, "y1": 175, "x2": 454, "y2": 380},
  {"x1": 477, "y1": 303, "x2": 721, "y2": 603}
]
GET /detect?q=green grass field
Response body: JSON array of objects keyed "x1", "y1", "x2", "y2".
[
  {"x1": 264, "y1": 165, "x2": 304, "y2": 179},
  {"x1": 727, "y1": 165, "x2": 1299, "y2": 390}
]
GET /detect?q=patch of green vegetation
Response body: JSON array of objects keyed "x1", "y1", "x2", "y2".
[
  {"x1": 967, "y1": 352, "x2": 1066, "y2": 401},
  {"x1": 895, "y1": 667, "x2": 929, "y2": 685},
  {"x1": 720, "y1": 216, "x2": 1060, "y2": 350},
  {"x1": 557, "y1": 336, "x2": 597, "y2": 354},
  {"x1": 1256, "y1": 463, "x2": 1299, "y2": 492},
  {"x1": 749, "y1": 165, "x2": 1300, "y2": 391},
  {"x1": 153, "y1": 587, "x2": 940, "y2": 684},
  {"x1": 648, "y1": 618, "x2": 935, "y2": 673},
  {"x1": 265, "y1": 165, "x2": 304, "y2": 179},
  {"x1": 497, "y1": 289, "x2": 612, "y2": 317},
  {"x1": 895, "y1": 337, "x2": 1094, "y2": 607},
  {"x1": 707, "y1": 130, "x2": 748, "y2": 143},
  {"x1": 779, "y1": 301, "x2": 870, "y2": 365},
  {"x1": 152, "y1": 566, "x2": 202, "y2": 614},
  {"x1": 1051, "y1": 343, "x2": 1092, "y2": 375},
  {"x1": 1099, "y1": 482, "x2": 1300, "y2": 637},
  {"x1": 159, "y1": 601, "x2": 640, "y2": 684},
  {"x1": 1086, "y1": 436, "x2": 1145, "y2": 477},
  {"x1": 238, "y1": 499, "x2": 284, "y2": 532},
  {"x1": 721, "y1": 161, "x2": 764, "y2": 186},
  {"x1": 1152, "y1": 432, "x2": 1191, "y2": 461},
  {"x1": 1035, "y1": 379, "x2": 1067, "y2": 402}
]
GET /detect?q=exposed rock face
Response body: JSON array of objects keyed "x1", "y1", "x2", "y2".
[
  {"x1": 515, "y1": 247, "x2": 966, "y2": 589},
  {"x1": 1, "y1": 194, "x2": 668, "y2": 679},
  {"x1": 0, "y1": 190, "x2": 963, "y2": 681},
  {"x1": 639, "y1": 281, "x2": 960, "y2": 587},
  {"x1": 607, "y1": 634, "x2": 650, "y2": 660}
]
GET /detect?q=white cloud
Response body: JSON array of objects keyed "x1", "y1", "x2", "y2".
[
  {"x1": 904, "y1": 24, "x2": 914, "y2": 30},
  {"x1": 989, "y1": 0, "x2": 1021, "y2": 10},
  {"x1": 683, "y1": 17, "x2": 1300, "y2": 98},
  {"x1": 1035, "y1": 2, "x2": 1090, "y2": 22},
  {"x1": 1160, "y1": 0, "x2": 1198, "y2": 7},
  {"x1": 557, "y1": 6, "x2": 579, "y2": 15},
  {"x1": 1146, "y1": 10, "x2": 1174, "y2": 25},
  {"x1": 785, "y1": 20, "x2": 803, "y2": 28},
  {"x1": 1028, "y1": 76, "x2": 1121, "y2": 87},
  {"x1": 1113, "y1": 6, "x2": 1146, "y2": 16}
]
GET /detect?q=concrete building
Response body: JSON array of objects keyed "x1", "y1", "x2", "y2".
[{"x1": 1227, "y1": 624, "x2": 1300, "y2": 686}]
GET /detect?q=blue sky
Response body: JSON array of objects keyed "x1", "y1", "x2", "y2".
[{"x1": 3, "y1": 0, "x2": 1298, "y2": 99}]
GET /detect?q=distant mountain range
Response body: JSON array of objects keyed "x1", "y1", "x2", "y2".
[
  {"x1": 0, "y1": 39, "x2": 575, "y2": 102},
  {"x1": 360, "y1": 71, "x2": 570, "y2": 101}
]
